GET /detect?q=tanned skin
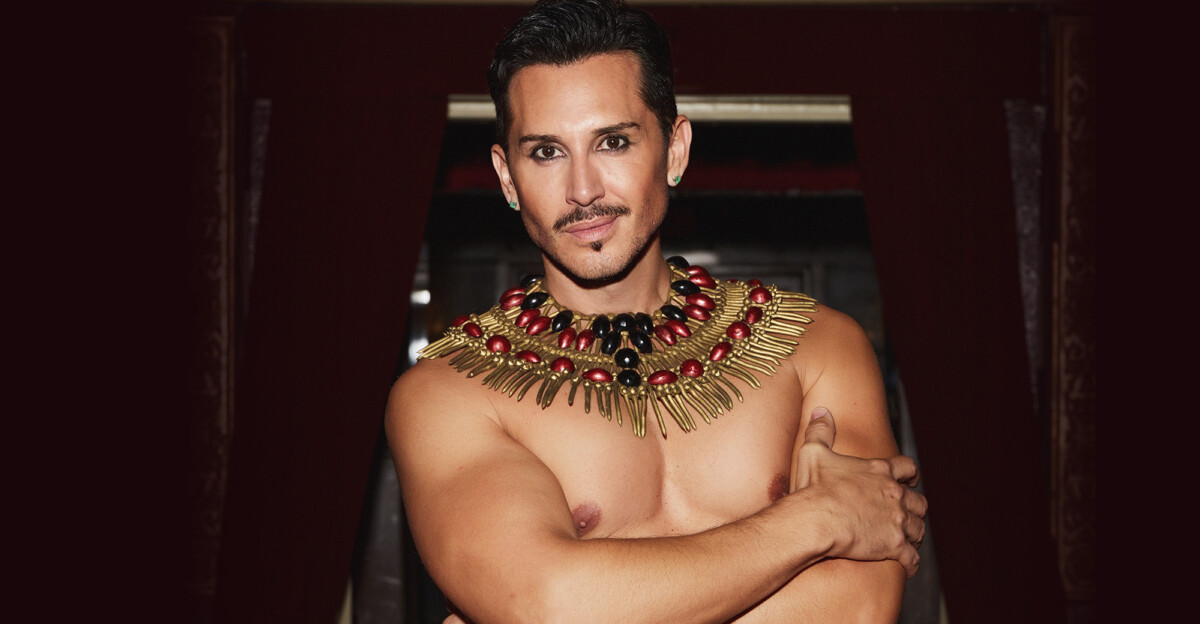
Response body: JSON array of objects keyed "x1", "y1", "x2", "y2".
[{"x1": 387, "y1": 53, "x2": 926, "y2": 624}]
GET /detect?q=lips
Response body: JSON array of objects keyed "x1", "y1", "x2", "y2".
[{"x1": 563, "y1": 215, "x2": 618, "y2": 242}]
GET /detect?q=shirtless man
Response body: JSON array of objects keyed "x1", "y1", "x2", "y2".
[{"x1": 386, "y1": 1, "x2": 927, "y2": 621}]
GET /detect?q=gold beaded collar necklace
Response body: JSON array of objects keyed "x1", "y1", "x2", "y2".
[{"x1": 418, "y1": 256, "x2": 817, "y2": 438}]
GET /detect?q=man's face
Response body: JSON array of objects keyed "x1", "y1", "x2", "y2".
[{"x1": 491, "y1": 52, "x2": 688, "y2": 283}]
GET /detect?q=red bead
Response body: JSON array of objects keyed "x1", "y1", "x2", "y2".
[
  {"x1": 575, "y1": 329, "x2": 595, "y2": 351},
  {"x1": 653, "y1": 324, "x2": 677, "y2": 346},
  {"x1": 685, "y1": 265, "x2": 708, "y2": 276},
  {"x1": 683, "y1": 304, "x2": 711, "y2": 321},
  {"x1": 514, "y1": 349, "x2": 541, "y2": 363},
  {"x1": 583, "y1": 368, "x2": 613, "y2": 383},
  {"x1": 463, "y1": 322, "x2": 483, "y2": 337},
  {"x1": 558, "y1": 327, "x2": 577, "y2": 349},
  {"x1": 709, "y1": 342, "x2": 732, "y2": 361},
  {"x1": 648, "y1": 370, "x2": 678, "y2": 385},
  {"x1": 688, "y1": 273, "x2": 717, "y2": 288},
  {"x1": 727, "y1": 321, "x2": 751, "y2": 340},
  {"x1": 501, "y1": 293, "x2": 525, "y2": 310},
  {"x1": 686, "y1": 293, "x2": 716, "y2": 310},
  {"x1": 665, "y1": 319, "x2": 691, "y2": 338},
  {"x1": 551, "y1": 357, "x2": 575, "y2": 374},
  {"x1": 486, "y1": 335, "x2": 511, "y2": 353},
  {"x1": 680, "y1": 359, "x2": 704, "y2": 377},
  {"x1": 451, "y1": 315, "x2": 470, "y2": 327},
  {"x1": 526, "y1": 316, "x2": 552, "y2": 335},
  {"x1": 745, "y1": 306, "x2": 764, "y2": 324},
  {"x1": 515, "y1": 308, "x2": 540, "y2": 328},
  {"x1": 501, "y1": 286, "x2": 526, "y2": 300},
  {"x1": 748, "y1": 286, "x2": 772, "y2": 304},
  {"x1": 747, "y1": 279, "x2": 763, "y2": 287}
]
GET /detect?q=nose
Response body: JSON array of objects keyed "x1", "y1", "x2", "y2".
[{"x1": 566, "y1": 155, "x2": 604, "y2": 207}]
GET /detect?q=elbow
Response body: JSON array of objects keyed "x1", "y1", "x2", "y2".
[
  {"x1": 522, "y1": 551, "x2": 629, "y2": 624},
  {"x1": 533, "y1": 566, "x2": 600, "y2": 624},
  {"x1": 848, "y1": 593, "x2": 903, "y2": 624},
  {"x1": 444, "y1": 555, "x2": 586, "y2": 624},
  {"x1": 850, "y1": 567, "x2": 905, "y2": 624},
  {"x1": 814, "y1": 559, "x2": 904, "y2": 624}
]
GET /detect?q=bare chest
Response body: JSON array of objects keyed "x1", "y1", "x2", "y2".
[{"x1": 494, "y1": 365, "x2": 806, "y2": 539}]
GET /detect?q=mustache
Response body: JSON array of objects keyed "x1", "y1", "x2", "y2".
[{"x1": 552, "y1": 203, "x2": 632, "y2": 233}]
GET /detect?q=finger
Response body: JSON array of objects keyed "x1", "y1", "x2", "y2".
[
  {"x1": 905, "y1": 508, "x2": 926, "y2": 545},
  {"x1": 802, "y1": 406, "x2": 837, "y2": 449},
  {"x1": 901, "y1": 549, "x2": 921, "y2": 579},
  {"x1": 886, "y1": 454, "x2": 920, "y2": 486},
  {"x1": 905, "y1": 490, "x2": 928, "y2": 519}
]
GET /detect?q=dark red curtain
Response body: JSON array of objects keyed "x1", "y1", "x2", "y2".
[
  {"x1": 853, "y1": 96, "x2": 1064, "y2": 622},
  {"x1": 211, "y1": 6, "x2": 1067, "y2": 623},
  {"x1": 214, "y1": 93, "x2": 445, "y2": 622}
]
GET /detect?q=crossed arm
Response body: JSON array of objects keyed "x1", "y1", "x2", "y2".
[{"x1": 385, "y1": 308, "x2": 926, "y2": 624}]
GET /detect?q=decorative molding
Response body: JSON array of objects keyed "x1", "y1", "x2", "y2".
[
  {"x1": 449, "y1": 94, "x2": 852, "y2": 123},
  {"x1": 1051, "y1": 14, "x2": 1095, "y2": 604},
  {"x1": 187, "y1": 14, "x2": 238, "y2": 597}
]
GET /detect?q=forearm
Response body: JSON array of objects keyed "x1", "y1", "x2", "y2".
[
  {"x1": 446, "y1": 492, "x2": 835, "y2": 624},
  {"x1": 728, "y1": 559, "x2": 905, "y2": 624}
]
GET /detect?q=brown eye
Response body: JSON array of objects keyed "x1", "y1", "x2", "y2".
[
  {"x1": 602, "y1": 136, "x2": 627, "y2": 150},
  {"x1": 534, "y1": 146, "x2": 559, "y2": 160}
]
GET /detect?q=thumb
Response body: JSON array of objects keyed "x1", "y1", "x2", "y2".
[{"x1": 803, "y1": 406, "x2": 837, "y2": 449}]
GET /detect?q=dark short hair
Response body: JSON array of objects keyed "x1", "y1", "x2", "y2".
[{"x1": 487, "y1": 0, "x2": 678, "y2": 151}]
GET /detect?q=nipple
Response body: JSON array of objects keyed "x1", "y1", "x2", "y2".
[
  {"x1": 768, "y1": 473, "x2": 788, "y2": 503},
  {"x1": 571, "y1": 502, "x2": 602, "y2": 538}
]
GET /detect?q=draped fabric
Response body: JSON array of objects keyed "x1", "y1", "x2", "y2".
[
  {"x1": 214, "y1": 94, "x2": 445, "y2": 622},
  {"x1": 852, "y1": 96, "x2": 1065, "y2": 622},
  {"x1": 210, "y1": 6, "x2": 1068, "y2": 623}
]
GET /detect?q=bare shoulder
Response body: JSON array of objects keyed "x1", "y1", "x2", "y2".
[
  {"x1": 788, "y1": 301, "x2": 877, "y2": 383},
  {"x1": 388, "y1": 356, "x2": 486, "y2": 414},
  {"x1": 384, "y1": 357, "x2": 503, "y2": 461}
]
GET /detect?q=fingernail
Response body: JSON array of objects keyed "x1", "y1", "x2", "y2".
[{"x1": 811, "y1": 406, "x2": 829, "y2": 420}]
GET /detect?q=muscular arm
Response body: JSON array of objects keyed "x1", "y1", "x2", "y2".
[
  {"x1": 387, "y1": 311, "x2": 923, "y2": 624},
  {"x1": 733, "y1": 305, "x2": 914, "y2": 623}
]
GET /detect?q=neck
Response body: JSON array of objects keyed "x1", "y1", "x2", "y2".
[{"x1": 540, "y1": 240, "x2": 673, "y2": 316}]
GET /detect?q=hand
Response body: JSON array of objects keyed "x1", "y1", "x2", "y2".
[{"x1": 790, "y1": 407, "x2": 927, "y2": 577}]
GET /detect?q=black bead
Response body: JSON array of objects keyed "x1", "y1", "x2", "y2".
[
  {"x1": 600, "y1": 332, "x2": 622, "y2": 355},
  {"x1": 660, "y1": 304, "x2": 687, "y2": 323},
  {"x1": 612, "y1": 313, "x2": 635, "y2": 333},
  {"x1": 551, "y1": 310, "x2": 574, "y2": 332},
  {"x1": 634, "y1": 312, "x2": 654, "y2": 334},
  {"x1": 665, "y1": 256, "x2": 690, "y2": 269},
  {"x1": 521, "y1": 292, "x2": 549, "y2": 310},
  {"x1": 671, "y1": 280, "x2": 700, "y2": 296},
  {"x1": 616, "y1": 369, "x2": 642, "y2": 388},
  {"x1": 519, "y1": 274, "x2": 543, "y2": 288},
  {"x1": 591, "y1": 315, "x2": 612, "y2": 339},
  {"x1": 628, "y1": 331, "x2": 653, "y2": 353},
  {"x1": 613, "y1": 348, "x2": 640, "y2": 369}
]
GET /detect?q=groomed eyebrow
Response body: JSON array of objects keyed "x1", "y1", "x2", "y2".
[{"x1": 516, "y1": 121, "x2": 642, "y2": 146}]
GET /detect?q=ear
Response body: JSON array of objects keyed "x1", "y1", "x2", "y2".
[
  {"x1": 666, "y1": 115, "x2": 693, "y2": 186},
  {"x1": 491, "y1": 143, "x2": 519, "y2": 206}
]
